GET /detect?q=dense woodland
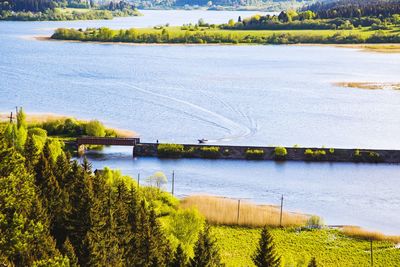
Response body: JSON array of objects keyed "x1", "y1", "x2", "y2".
[
  {"x1": 0, "y1": 109, "x2": 289, "y2": 266},
  {"x1": 0, "y1": 0, "x2": 139, "y2": 21},
  {"x1": 306, "y1": 0, "x2": 400, "y2": 19}
]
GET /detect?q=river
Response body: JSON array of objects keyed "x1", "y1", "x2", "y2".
[{"x1": 1, "y1": 10, "x2": 400, "y2": 234}]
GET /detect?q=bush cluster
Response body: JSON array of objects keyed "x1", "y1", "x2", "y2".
[
  {"x1": 157, "y1": 143, "x2": 185, "y2": 158},
  {"x1": 304, "y1": 149, "x2": 327, "y2": 160},
  {"x1": 245, "y1": 149, "x2": 265, "y2": 160},
  {"x1": 199, "y1": 146, "x2": 220, "y2": 158},
  {"x1": 274, "y1": 146, "x2": 287, "y2": 160}
]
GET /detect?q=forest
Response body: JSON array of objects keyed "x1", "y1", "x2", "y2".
[
  {"x1": 1, "y1": 109, "x2": 400, "y2": 266},
  {"x1": 0, "y1": 0, "x2": 139, "y2": 21}
]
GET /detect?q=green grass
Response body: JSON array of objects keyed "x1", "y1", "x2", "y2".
[
  {"x1": 132, "y1": 26, "x2": 399, "y2": 40},
  {"x1": 212, "y1": 226, "x2": 400, "y2": 267},
  {"x1": 55, "y1": 7, "x2": 92, "y2": 14}
]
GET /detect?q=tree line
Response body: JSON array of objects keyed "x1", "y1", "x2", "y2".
[
  {"x1": 306, "y1": 0, "x2": 400, "y2": 19},
  {"x1": 51, "y1": 26, "x2": 400, "y2": 45}
]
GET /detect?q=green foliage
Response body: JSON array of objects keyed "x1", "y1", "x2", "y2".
[
  {"x1": 164, "y1": 208, "x2": 205, "y2": 257},
  {"x1": 52, "y1": 25, "x2": 400, "y2": 45},
  {"x1": 146, "y1": 171, "x2": 168, "y2": 189},
  {"x1": 32, "y1": 256, "x2": 70, "y2": 267},
  {"x1": 274, "y1": 146, "x2": 287, "y2": 160},
  {"x1": 190, "y1": 225, "x2": 223, "y2": 267},
  {"x1": 171, "y1": 244, "x2": 188, "y2": 267},
  {"x1": 85, "y1": 119, "x2": 106, "y2": 137},
  {"x1": 158, "y1": 143, "x2": 185, "y2": 157},
  {"x1": 306, "y1": 216, "x2": 324, "y2": 228},
  {"x1": 213, "y1": 226, "x2": 400, "y2": 267},
  {"x1": 61, "y1": 237, "x2": 79, "y2": 267},
  {"x1": 199, "y1": 146, "x2": 220, "y2": 158},
  {"x1": 252, "y1": 226, "x2": 281, "y2": 267},
  {"x1": 329, "y1": 148, "x2": 335, "y2": 154},
  {"x1": 304, "y1": 149, "x2": 326, "y2": 160},
  {"x1": 245, "y1": 149, "x2": 265, "y2": 160}
]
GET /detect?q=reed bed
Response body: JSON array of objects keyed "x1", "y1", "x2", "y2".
[
  {"x1": 342, "y1": 226, "x2": 400, "y2": 243},
  {"x1": 181, "y1": 195, "x2": 309, "y2": 228}
]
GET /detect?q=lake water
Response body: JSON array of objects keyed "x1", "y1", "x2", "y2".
[{"x1": 1, "y1": 10, "x2": 400, "y2": 234}]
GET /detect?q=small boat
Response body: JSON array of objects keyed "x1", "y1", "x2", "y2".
[{"x1": 198, "y1": 138, "x2": 208, "y2": 144}]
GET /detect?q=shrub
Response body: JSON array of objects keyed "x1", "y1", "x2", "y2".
[
  {"x1": 306, "y1": 215, "x2": 324, "y2": 228},
  {"x1": 274, "y1": 146, "x2": 287, "y2": 160},
  {"x1": 157, "y1": 143, "x2": 184, "y2": 158},
  {"x1": 368, "y1": 151, "x2": 380, "y2": 162},
  {"x1": 245, "y1": 149, "x2": 264, "y2": 160},
  {"x1": 199, "y1": 146, "x2": 220, "y2": 158},
  {"x1": 329, "y1": 148, "x2": 335, "y2": 154},
  {"x1": 304, "y1": 149, "x2": 326, "y2": 160},
  {"x1": 184, "y1": 147, "x2": 197, "y2": 157},
  {"x1": 304, "y1": 149, "x2": 314, "y2": 156},
  {"x1": 85, "y1": 120, "x2": 106, "y2": 137}
]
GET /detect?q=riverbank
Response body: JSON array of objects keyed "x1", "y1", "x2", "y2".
[{"x1": 37, "y1": 35, "x2": 400, "y2": 53}]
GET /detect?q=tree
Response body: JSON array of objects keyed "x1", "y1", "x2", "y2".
[
  {"x1": 85, "y1": 120, "x2": 106, "y2": 137},
  {"x1": 133, "y1": 201, "x2": 172, "y2": 266},
  {"x1": 308, "y1": 257, "x2": 317, "y2": 267},
  {"x1": 171, "y1": 244, "x2": 187, "y2": 267},
  {"x1": 17, "y1": 107, "x2": 27, "y2": 129},
  {"x1": 61, "y1": 237, "x2": 79, "y2": 267},
  {"x1": 0, "y1": 136, "x2": 59, "y2": 266},
  {"x1": 252, "y1": 226, "x2": 280, "y2": 267},
  {"x1": 146, "y1": 171, "x2": 167, "y2": 189},
  {"x1": 190, "y1": 225, "x2": 222, "y2": 267}
]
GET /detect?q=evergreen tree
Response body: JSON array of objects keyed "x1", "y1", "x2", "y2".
[
  {"x1": 24, "y1": 134, "x2": 40, "y2": 171},
  {"x1": 86, "y1": 175, "x2": 123, "y2": 266},
  {"x1": 62, "y1": 237, "x2": 79, "y2": 267},
  {"x1": 190, "y1": 225, "x2": 223, "y2": 267},
  {"x1": 308, "y1": 257, "x2": 317, "y2": 267},
  {"x1": 171, "y1": 244, "x2": 188, "y2": 267},
  {"x1": 133, "y1": 200, "x2": 172, "y2": 267},
  {"x1": 252, "y1": 226, "x2": 281, "y2": 267},
  {"x1": 0, "y1": 136, "x2": 59, "y2": 265},
  {"x1": 65, "y1": 162, "x2": 93, "y2": 267}
]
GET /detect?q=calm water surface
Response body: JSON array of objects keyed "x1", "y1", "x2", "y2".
[{"x1": 1, "y1": 10, "x2": 400, "y2": 234}]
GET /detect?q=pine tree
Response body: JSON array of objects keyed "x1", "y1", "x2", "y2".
[
  {"x1": 308, "y1": 257, "x2": 317, "y2": 267},
  {"x1": 81, "y1": 156, "x2": 92, "y2": 175},
  {"x1": 252, "y1": 226, "x2": 281, "y2": 267},
  {"x1": 62, "y1": 237, "x2": 79, "y2": 267},
  {"x1": 190, "y1": 225, "x2": 223, "y2": 267},
  {"x1": 133, "y1": 200, "x2": 172, "y2": 267},
  {"x1": 65, "y1": 162, "x2": 93, "y2": 267},
  {"x1": 125, "y1": 185, "x2": 140, "y2": 266},
  {"x1": 24, "y1": 134, "x2": 40, "y2": 171},
  {"x1": 170, "y1": 244, "x2": 187, "y2": 267},
  {"x1": 113, "y1": 180, "x2": 135, "y2": 263},
  {"x1": 86, "y1": 176, "x2": 123, "y2": 267},
  {"x1": 0, "y1": 137, "x2": 60, "y2": 265}
]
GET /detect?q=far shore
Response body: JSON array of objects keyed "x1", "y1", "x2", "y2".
[
  {"x1": 0, "y1": 111, "x2": 137, "y2": 138},
  {"x1": 34, "y1": 35, "x2": 400, "y2": 53}
]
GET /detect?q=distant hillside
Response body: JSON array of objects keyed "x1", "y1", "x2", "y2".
[{"x1": 306, "y1": 0, "x2": 400, "y2": 18}]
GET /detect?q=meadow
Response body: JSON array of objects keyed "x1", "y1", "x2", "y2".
[
  {"x1": 51, "y1": 25, "x2": 400, "y2": 45},
  {"x1": 213, "y1": 226, "x2": 400, "y2": 267}
]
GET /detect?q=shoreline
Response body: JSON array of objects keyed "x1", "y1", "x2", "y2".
[
  {"x1": 0, "y1": 111, "x2": 137, "y2": 138},
  {"x1": 35, "y1": 35, "x2": 400, "y2": 52}
]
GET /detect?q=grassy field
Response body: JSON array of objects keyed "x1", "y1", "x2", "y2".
[
  {"x1": 132, "y1": 25, "x2": 400, "y2": 40},
  {"x1": 55, "y1": 8, "x2": 92, "y2": 14},
  {"x1": 213, "y1": 225, "x2": 400, "y2": 267}
]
